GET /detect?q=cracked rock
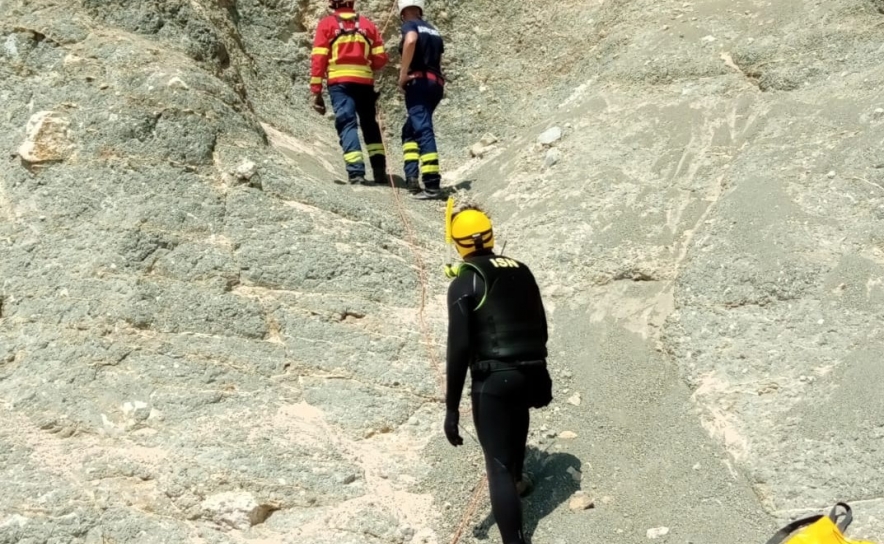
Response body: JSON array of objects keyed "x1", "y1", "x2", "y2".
[
  {"x1": 200, "y1": 492, "x2": 275, "y2": 530},
  {"x1": 18, "y1": 110, "x2": 74, "y2": 165}
]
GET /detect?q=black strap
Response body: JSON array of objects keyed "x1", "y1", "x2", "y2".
[
  {"x1": 471, "y1": 360, "x2": 546, "y2": 374},
  {"x1": 765, "y1": 503, "x2": 853, "y2": 544},
  {"x1": 765, "y1": 515, "x2": 824, "y2": 544}
]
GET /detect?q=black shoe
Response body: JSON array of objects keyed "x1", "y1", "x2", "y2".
[
  {"x1": 412, "y1": 188, "x2": 442, "y2": 200},
  {"x1": 405, "y1": 177, "x2": 421, "y2": 194},
  {"x1": 349, "y1": 175, "x2": 367, "y2": 185},
  {"x1": 373, "y1": 171, "x2": 389, "y2": 185}
]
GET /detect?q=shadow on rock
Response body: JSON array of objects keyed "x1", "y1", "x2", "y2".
[
  {"x1": 472, "y1": 447, "x2": 583, "y2": 541},
  {"x1": 446, "y1": 179, "x2": 474, "y2": 192}
]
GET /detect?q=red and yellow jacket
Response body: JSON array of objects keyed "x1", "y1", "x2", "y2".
[{"x1": 310, "y1": 9, "x2": 388, "y2": 94}]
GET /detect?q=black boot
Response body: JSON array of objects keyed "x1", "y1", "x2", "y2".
[{"x1": 405, "y1": 177, "x2": 421, "y2": 194}]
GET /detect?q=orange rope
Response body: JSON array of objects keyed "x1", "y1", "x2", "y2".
[{"x1": 373, "y1": 4, "x2": 485, "y2": 542}]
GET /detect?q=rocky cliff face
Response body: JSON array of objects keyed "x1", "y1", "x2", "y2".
[{"x1": 2, "y1": 0, "x2": 883, "y2": 543}]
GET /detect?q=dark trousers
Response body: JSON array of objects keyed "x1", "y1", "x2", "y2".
[
  {"x1": 471, "y1": 370, "x2": 531, "y2": 544},
  {"x1": 401, "y1": 78, "x2": 443, "y2": 189},
  {"x1": 328, "y1": 83, "x2": 386, "y2": 180}
]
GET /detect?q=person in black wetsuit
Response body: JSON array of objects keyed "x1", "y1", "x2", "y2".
[{"x1": 442, "y1": 203, "x2": 554, "y2": 544}]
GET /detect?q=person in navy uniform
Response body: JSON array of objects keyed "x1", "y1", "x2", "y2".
[{"x1": 397, "y1": 0, "x2": 445, "y2": 200}]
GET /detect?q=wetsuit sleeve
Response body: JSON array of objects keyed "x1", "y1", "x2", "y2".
[
  {"x1": 365, "y1": 19, "x2": 388, "y2": 71},
  {"x1": 445, "y1": 269, "x2": 482, "y2": 412},
  {"x1": 310, "y1": 19, "x2": 331, "y2": 94}
]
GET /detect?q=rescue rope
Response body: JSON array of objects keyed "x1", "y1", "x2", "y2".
[
  {"x1": 374, "y1": 2, "x2": 446, "y2": 398},
  {"x1": 373, "y1": 5, "x2": 485, "y2": 543}
]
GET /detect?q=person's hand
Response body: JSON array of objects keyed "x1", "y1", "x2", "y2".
[
  {"x1": 311, "y1": 93, "x2": 326, "y2": 115},
  {"x1": 443, "y1": 409, "x2": 463, "y2": 447},
  {"x1": 397, "y1": 74, "x2": 414, "y2": 93}
]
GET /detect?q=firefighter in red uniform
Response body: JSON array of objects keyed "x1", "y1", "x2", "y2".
[{"x1": 310, "y1": 0, "x2": 389, "y2": 185}]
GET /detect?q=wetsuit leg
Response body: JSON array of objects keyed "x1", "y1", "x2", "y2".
[{"x1": 472, "y1": 371, "x2": 530, "y2": 544}]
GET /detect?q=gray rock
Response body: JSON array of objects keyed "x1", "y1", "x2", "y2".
[
  {"x1": 544, "y1": 147, "x2": 562, "y2": 168},
  {"x1": 538, "y1": 126, "x2": 563, "y2": 146}
]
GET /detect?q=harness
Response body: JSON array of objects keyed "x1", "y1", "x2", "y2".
[
  {"x1": 471, "y1": 359, "x2": 546, "y2": 375},
  {"x1": 329, "y1": 13, "x2": 372, "y2": 48}
]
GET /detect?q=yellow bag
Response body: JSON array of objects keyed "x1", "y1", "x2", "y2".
[{"x1": 767, "y1": 503, "x2": 877, "y2": 544}]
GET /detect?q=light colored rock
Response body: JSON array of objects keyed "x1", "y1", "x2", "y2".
[
  {"x1": 569, "y1": 492, "x2": 595, "y2": 511},
  {"x1": 200, "y1": 491, "x2": 274, "y2": 530},
  {"x1": 235, "y1": 160, "x2": 258, "y2": 181},
  {"x1": 470, "y1": 142, "x2": 489, "y2": 158},
  {"x1": 538, "y1": 126, "x2": 563, "y2": 146},
  {"x1": 545, "y1": 148, "x2": 562, "y2": 168},
  {"x1": 567, "y1": 392, "x2": 582, "y2": 406},
  {"x1": 647, "y1": 526, "x2": 670, "y2": 539},
  {"x1": 559, "y1": 430, "x2": 578, "y2": 439},
  {"x1": 18, "y1": 111, "x2": 74, "y2": 165},
  {"x1": 480, "y1": 133, "x2": 499, "y2": 146}
]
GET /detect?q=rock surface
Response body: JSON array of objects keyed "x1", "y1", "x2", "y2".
[{"x1": 1, "y1": 0, "x2": 883, "y2": 543}]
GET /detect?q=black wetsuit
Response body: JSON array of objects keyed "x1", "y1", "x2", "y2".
[{"x1": 446, "y1": 252, "x2": 553, "y2": 544}]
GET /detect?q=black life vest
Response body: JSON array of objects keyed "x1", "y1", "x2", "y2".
[{"x1": 457, "y1": 254, "x2": 549, "y2": 363}]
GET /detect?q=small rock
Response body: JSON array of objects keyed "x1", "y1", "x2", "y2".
[
  {"x1": 544, "y1": 148, "x2": 562, "y2": 168},
  {"x1": 480, "y1": 133, "x2": 499, "y2": 146},
  {"x1": 874, "y1": 108, "x2": 884, "y2": 118},
  {"x1": 342, "y1": 474, "x2": 357, "y2": 485},
  {"x1": 569, "y1": 492, "x2": 595, "y2": 511},
  {"x1": 200, "y1": 492, "x2": 275, "y2": 530},
  {"x1": 19, "y1": 111, "x2": 74, "y2": 165},
  {"x1": 692, "y1": 463, "x2": 701, "y2": 470},
  {"x1": 567, "y1": 392, "x2": 582, "y2": 406},
  {"x1": 470, "y1": 142, "x2": 489, "y2": 158},
  {"x1": 601, "y1": 496, "x2": 613, "y2": 504},
  {"x1": 235, "y1": 160, "x2": 258, "y2": 181},
  {"x1": 397, "y1": 524, "x2": 416, "y2": 542},
  {"x1": 559, "y1": 431, "x2": 578, "y2": 439},
  {"x1": 701, "y1": 35, "x2": 716, "y2": 43},
  {"x1": 545, "y1": 429, "x2": 558, "y2": 438},
  {"x1": 647, "y1": 526, "x2": 670, "y2": 539},
  {"x1": 827, "y1": 171, "x2": 836, "y2": 179},
  {"x1": 538, "y1": 126, "x2": 563, "y2": 146}
]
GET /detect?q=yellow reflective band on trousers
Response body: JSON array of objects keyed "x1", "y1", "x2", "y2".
[
  {"x1": 366, "y1": 143, "x2": 385, "y2": 157},
  {"x1": 403, "y1": 142, "x2": 420, "y2": 162},
  {"x1": 421, "y1": 164, "x2": 440, "y2": 174},
  {"x1": 343, "y1": 151, "x2": 363, "y2": 164},
  {"x1": 420, "y1": 153, "x2": 439, "y2": 163}
]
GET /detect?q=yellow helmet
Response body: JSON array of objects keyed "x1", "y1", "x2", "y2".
[{"x1": 445, "y1": 198, "x2": 494, "y2": 258}]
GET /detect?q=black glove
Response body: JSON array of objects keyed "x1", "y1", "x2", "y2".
[
  {"x1": 443, "y1": 409, "x2": 463, "y2": 447},
  {"x1": 311, "y1": 93, "x2": 326, "y2": 115}
]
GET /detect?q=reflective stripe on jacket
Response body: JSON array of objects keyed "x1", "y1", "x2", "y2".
[{"x1": 310, "y1": 9, "x2": 388, "y2": 93}]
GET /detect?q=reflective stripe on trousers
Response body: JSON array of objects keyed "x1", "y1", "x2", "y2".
[
  {"x1": 401, "y1": 78, "x2": 444, "y2": 188},
  {"x1": 328, "y1": 83, "x2": 386, "y2": 179}
]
